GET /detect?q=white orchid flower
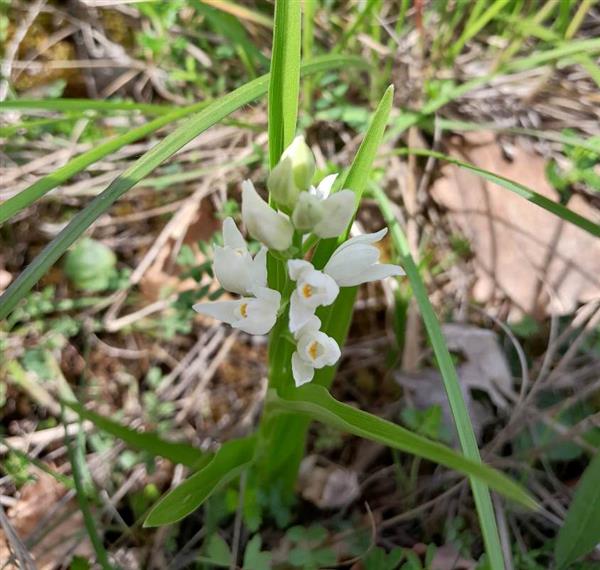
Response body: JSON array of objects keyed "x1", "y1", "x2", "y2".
[
  {"x1": 193, "y1": 286, "x2": 280, "y2": 336},
  {"x1": 213, "y1": 217, "x2": 267, "y2": 296},
  {"x1": 292, "y1": 174, "x2": 355, "y2": 239},
  {"x1": 241, "y1": 180, "x2": 294, "y2": 251},
  {"x1": 323, "y1": 228, "x2": 405, "y2": 287},
  {"x1": 291, "y1": 315, "x2": 341, "y2": 387},
  {"x1": 287, "y1": 259, "x2": 339, "y2": 333}
]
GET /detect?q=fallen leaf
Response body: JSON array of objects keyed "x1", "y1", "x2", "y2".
[
  {"x1": 432, "y1": 132, "x2": 600, "y2": 320},
  {"x1": 395, "y1": 323, "x2": 512, "y2": 443}
]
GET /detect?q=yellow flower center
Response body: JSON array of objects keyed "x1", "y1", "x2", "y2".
[
  {"x1": 308, "y1": 340, "x2": 319, "y2": 361},
  {"x1": 239, "y1": 303, "x2": 248, "y2": 318},
  {"x1": 301, "y1": 283, "x2": 313, "y2": 298}
]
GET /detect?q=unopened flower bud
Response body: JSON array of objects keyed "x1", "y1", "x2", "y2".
[
  {"x1": 241, "y1": 180, "x2": 294, "y2": 251},
  {"x1": 292, "y1": 193, "x2": 324, "y2": 232},
  {"x1": 267, "y1": 136, "x2": 315, "y2": 211}
]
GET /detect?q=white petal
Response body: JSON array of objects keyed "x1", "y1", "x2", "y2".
[
  {"x1": 233, "y1": 309, "x2": 276, "y2": 335},
  {"x1": 193, "y1": 299, "x2": 240, "y2": 325},
  {"x1": 292, "y1": 351, "x2": 315, "y2": 387},
  {"x1": 213, "y1": 246, "x2": 254, "y2": 295},
  {"x1": 333, "y1": 228, "x2": 388, "y2": 256},
  {"x1": 241, "y1": 180, "x2": 294, "y2": 251},
  {"x1": 248, "y1": 247, "x2": 268, "y2": 293},
  {"x1": 289, "y1": 290, "x2": 316, "y2": 333},
  {"x1": 313, "y1": 189, "x2": 355, "y2": 238},
  {"x1": 253, "y1": 286, "x2": 281, "y2": 307},
  {"x1": 302, "y1": 269, "x2": 339, "y2": 306},
  {"x1": 359, "y1": 263, "x2": 405, "y2": 282},
  {"x1": 324, "y1": 244, "x2": 380, "y2": 287},
  {"x1": 294, "y1": 314, "x2": 322, "y2": 339},
  {"x1": 314, "y1": 174, "x2": 338, "y2": 200},
  {"x1": 321, "y1": 335, "x2": 341, "y2": 367},
  {"x1": 287, "y1": 259, "x2": 313, "y2": 281},
  {"x1": 222, "y1": 217, "x2": 247, "y2": 250}
]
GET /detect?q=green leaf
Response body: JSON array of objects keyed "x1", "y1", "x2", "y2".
[
  {"x1": 64, "y1": 400, "x2": 206, "y2": 468},
  {"x1": 311, "y1": 85, "x2": 394, "y2": 389},
  {"x1": 144, "y1": 436, "x2": 257, "y2": 527},
  {"x1": 270, "y1": 385, "x2": 537, "y2": 510},
  {"x1": 0, "y1": 55, "x2": 366, "y2": 320},
  {"x1": 555, "y1": 453, "x2": 600, "y2": 568},
  {"x1": 0, "y1": 98, "x2": 174, "y2": 114},
  {"x1": 372, "y1": 185, "x2": 507, "y2": 568},
  {"x1": 206, "y1": 534, "x2": 232, "y2": 566},
  {"x1": 398, "y1": 148, "x2": 600, "y2": 238},
  {"x1": 66, "y1": 427, "x2": 111, "y2": 570},
  {"x1": 243, "y1": 535, "x2": 272, "y2": 570},
  {"x1": 267, "y1": 0, "x2": 301, "y2": 167}
]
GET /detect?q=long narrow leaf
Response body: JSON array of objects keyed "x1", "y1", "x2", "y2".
[
  {"x1": 0, "y1": 99, "x2": 209, "y2": 224},
  {"x1": 397, "y1": 148, "x2": 600, "y2": 237},
  {"x1": 64, "y1": 400, "x2": 206, "y2": 469},
  {"x1": 372, "y1": 185, "x2": 507, "y2": 569},
  {"x1": 270, "y1": 385, "x2": 537, "y2": 509},
  {"x1": 311, "y1": 86, "x2": 394, "y2": 389},
  {"x1": 144, "y1": 437, "x2": 256, "y2": 527},
  {"x1": 66, "y1": 426, "x2": 111, "y2": 570},
  {"x1": 0, "y1": 55, "x2": 366, "y2": 320},
  {"x1": 1, "y1": 99, "x2": 173, "y2": 114},
  {"x1": 267, "y1": 0, "x2": 301, "y2": 167}
]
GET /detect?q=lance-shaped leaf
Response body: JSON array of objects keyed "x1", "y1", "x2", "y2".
[
  {"x1": 270, "y1": 385, "x2": 537, "y2": 510},
  {"x1": 144, "y1": 437, "x2": 257, "y2": 527}
]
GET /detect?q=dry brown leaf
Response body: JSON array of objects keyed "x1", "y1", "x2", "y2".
[
  {"x1": 0, "y1": 468, "x2": 92, "y2": 569},
  {"x1": 432, "y1": 132, "x2": 600, "y2": 320},
  {"x1": 140, "y1": 199, "x2": 220, "y2": 302},
  {"x1": 395, "y1": 323, "x2": 512, "y2": 443}
]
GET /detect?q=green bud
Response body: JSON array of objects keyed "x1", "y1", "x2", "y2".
[
  {"x1": 292, "y1": 193, "x2": 324, "y2": 232},
  {"x1": 282, "y1": 135, "x2": 315, "y2": 191},
  {"x1": 267, "y1": 157, "x2": 297, "y2": 211},
  {"x1": 267, "y1": 136, "x2": 315, "y2": 212}
]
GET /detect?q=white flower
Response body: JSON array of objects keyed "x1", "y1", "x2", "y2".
[
  {"x1": 291, "y1": 315, "x2": 341, "y2": 387},
  {"x1": 241, "y1": 180, "x2": 294, "y2": 251},
  {"x1": 287, "y1": 259, "x2": 339, "y2": 333},
  {"x1": 323, "y1": 228, "x2": 405, "y2": 287},
  {"x1": 267, "y1": 136, "x2": 315, "y2": 211},
  {"x1": 213, "y1": 217, "x2": 267, "y2": 296},
  {"x1": 291, "y1": 174, "x2": 355, "y2": 238},
  {"x1": 193, "y1": 287, "x2": 280, "y2": 335}
]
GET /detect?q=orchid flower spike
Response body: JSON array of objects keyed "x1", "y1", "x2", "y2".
[
  {"x1": 292, "y1": 315, "x2": 341, "y2": 387},
  {"x1": 292, "y1": 174, "x2": 355, "y2": 239},
  {"x1": 323, "y1": 228, "x2": 405, "y2": 287},
  {"x1": 213, "y1": 217, "x2": 267, "y2": 296},
  {"x1": 241, "y1": 180, "x2": 294, "y2": 251},
  {"x1": 193, "y1": 287, "x2": 280, "y2": 336},
  {"x1": 287, "y1": 259, "x2": 339, "y2": 333}
]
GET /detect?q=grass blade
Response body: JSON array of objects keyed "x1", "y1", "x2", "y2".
[
  {"x1": 64, "y1": 400, "x2": 206, "y2": 468},
  {"x1": 267, "y1": 0, "x2": 301, "y2": 167},
  {"x1": 555, "y1": 453, "x2": 600, "y2": 568},
  {"x1": 0, "y1": 55, "x2": 365, "y2": 320},
  {"x1": 0, "y1": 99, "x2": 209, "y2": 224},
  {"x1": 396, "y1": 148, "x2": 600, "y2": 237},
  {"x1": 66, "y1": 425, "x2": 111, "y2": 570},
  {"x1": 271, "y1": 385, "x2": 537, "y2": 509},
  {"x1": 372, "y1": 184, "x2": 507, "y2": 570},
  {"x1": 1, "y1": 98, "x2": 173, "y2": 114},
  {"x1": 144, "y1": 437, "x2": 256, "y2": 527}
]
